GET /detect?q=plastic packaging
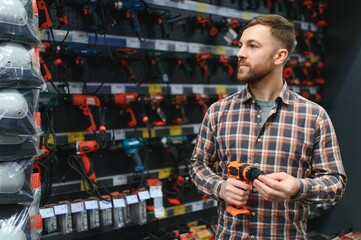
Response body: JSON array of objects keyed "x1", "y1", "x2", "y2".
[
  {"x1": 0, "y1": 0, "x2": 41, "y2": 45},
  {"x1": 0, "y1": 158, "x2": 34, "y2": 204},
  {"x1": 0, "y1": 204, "x2": 31, "y2": 240},
  {"x1": 0, "y1": 89, "x2": 42, "y2": 136},
  {"x1": 0, "y1": 42, "x2": 45, "y2": 89},
  {"x1": 0, "y1": 134, "x2": 38, "y2": 161}
]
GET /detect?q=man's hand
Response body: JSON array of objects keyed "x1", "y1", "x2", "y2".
[
  {"x1": 253, "y1": 172, "x2": 301, "y2": 201},
  {"x1": 219, "y1": 178, "x2": 252, "y2": 206}
]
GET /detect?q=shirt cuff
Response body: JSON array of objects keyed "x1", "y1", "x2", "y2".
[{"x1": 290, "y1": 179, "x2": 307, "y2": 200}]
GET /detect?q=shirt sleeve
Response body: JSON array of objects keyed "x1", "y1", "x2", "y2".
[
  {"x1": 189, "y1": 106, "x2": 225, "y2": 200},
  {"x1": 292, "y1": 109, "x2": 347, "y2": 205}
]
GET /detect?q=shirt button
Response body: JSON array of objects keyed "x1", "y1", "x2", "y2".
[
  {"x1": 253, "y1": 188, "x2": 257, "y2": 192},
  {"x1": 257, "y1": 138, "x2": 261, "y2": 142},
  {"x1": 252, "y1": 100, "x2": 256, "y2": 104},
  {"x1": 254, "y1": 163, "x2": 259, "y2": 166},
  {"x1": 251, "y1": 212, "x2": 256, "y2": 216},
  {"x1": 257, "y1": 114, "x2": 261, "y2": 118},
  {"x1": 250, "y1": 235, "x2": 255, "y2": 239}
]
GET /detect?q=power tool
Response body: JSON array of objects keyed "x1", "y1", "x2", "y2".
[
  {"x1": 113, "y1": 92, "x2": 138, "y2": 128},
  {"x1": 226, "y1": 161, "x2": 263, "y2": 216},
  {"x1": 63, "y1": 140, "x2": 100, "y2": 182},
  {"x1": 122, "y1": 138, "x2": 145, "y2": 173},
  {"x1": 113, "y1": 0, "x2": 148, "y2": 41},
  {"x1": 70, "y1": 94, "x2": 101, "y2": 132}
]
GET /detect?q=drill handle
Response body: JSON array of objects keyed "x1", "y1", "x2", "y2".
[
  {"x1": 131, "y1": 150, "x2": 145, "y2": 173},
  {"x1": 79, "y1": 104, "x2": 97, "y2": 132},
  {"x1": 81, "y1": 154, "x2": 96, "y2": 181}
]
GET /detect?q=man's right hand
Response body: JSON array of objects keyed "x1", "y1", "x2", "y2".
[{"x1": 219, "y1": 178, "x2": 252, "y2": 206}]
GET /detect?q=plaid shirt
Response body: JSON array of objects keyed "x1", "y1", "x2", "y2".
[{"x1": 190, "y1": 83, "x2": 347, "y2": 239}]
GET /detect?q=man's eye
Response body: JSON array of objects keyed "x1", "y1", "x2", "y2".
[{"x1": 249, "y1": 44, "x2": 257, "y2": 48}]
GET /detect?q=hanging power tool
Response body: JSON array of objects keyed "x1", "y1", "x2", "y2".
[
  {"x1": 161, "y1": 136, "x2": 192, "y2": 205},
  {"x1": 122, "y1": 138, "x2": 145, "y2": 173},
  {"x1": 60, "y1": 140, "x2": 100, "y2": 197},
  {"x1": 69, "y1": 94, "x2": 102, "y2": 133},
  {"x1": 226, "y1": 161, "x2": 263, "y2": 216},
  {"x1": 113, "y1": 92, "x2": 138, "y2": 128},
  {"x1": 112, "y1": 0, "x2": 150, "y2": 41}
]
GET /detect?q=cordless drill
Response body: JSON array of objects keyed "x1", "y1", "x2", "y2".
[
  {"x1": 226, "y1": 161, "x2": 263, "y2": 216},
  {"x1": 122, "y1": 138, "x2": 145, "y2": 173},
  {"x1": 71, "y1": 94, "x2": 101, "y2": 132}
]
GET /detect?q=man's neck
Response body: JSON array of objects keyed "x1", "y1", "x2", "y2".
[{"x1": 249, "y1": 77, "x2": 284, "y2": 101}]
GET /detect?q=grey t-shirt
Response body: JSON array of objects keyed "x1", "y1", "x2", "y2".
[{"x1": 256, "y1": 99, "x2": 276, "y2": 126}]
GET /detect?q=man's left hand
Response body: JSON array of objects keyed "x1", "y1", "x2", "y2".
[{"x1": 253, "y1": 172, "x2": 301, "y2": 201}]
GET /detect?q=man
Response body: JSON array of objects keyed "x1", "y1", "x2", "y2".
[{"x1": 189, "y1": 14, "x2": 347, "y2": 239}]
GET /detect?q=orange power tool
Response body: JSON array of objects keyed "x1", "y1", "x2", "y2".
[
  {"x1": 71, "y1": 94, "x2": 101, "y2": 132},
  {"x1": 226, "y1": 161, "x2": 263, "y2": 216}
]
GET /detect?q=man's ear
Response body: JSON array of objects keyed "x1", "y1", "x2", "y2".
[{"x1": 274, "y1": 48, "x2": 288, "y2": 65}]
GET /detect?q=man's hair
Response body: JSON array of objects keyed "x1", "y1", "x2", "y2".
[{"x1": 243, "y1": 14, "x2": 296, "y2": 59}]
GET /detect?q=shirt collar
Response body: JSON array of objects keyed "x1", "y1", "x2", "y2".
[{"x1": 240, "y1": 80, "x2": 290, "y2": 105}]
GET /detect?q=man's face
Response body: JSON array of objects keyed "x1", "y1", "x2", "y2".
[{"x1": 236, "y1": 24, "x2": 278, "y2": 84}]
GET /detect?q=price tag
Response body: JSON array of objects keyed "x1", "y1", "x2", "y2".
[
  {"x1": 301, "y1": 22, "x2": 309, "y2": 31},
  {"x1": 173, "y1": 205, "x2": 186, "y2": 216},
  {"x1": 39, "y1": 208, "x2": 55, "y2": 218},
  {"x1": 142, "y1": 128, "x2": 156, "y2": 138},
  {"x1": 192, "y1": 201, "x2": 203, "y2": 212},
  {"x1": 310, "y1": 24, "x2": 318, "y2": 32},
  {"x1": 150, "y1": 185, "x2": 163, "y2": 198},
  {"x1": 158, "y1": 168, "x2": 171, "y2": 180},
  {"x1": 43, "y1": 134, "x2": 54, "y2": 145},
  {"x1": 71, "y1": 202, "x2": 84, "y2": 213},
  {"x1": 188, "y1": 43, "x2": 201, "y2": 53},
  {"x1": 148, "y1": 84, "x2": 162, "y2": 94},
  {"x1": 157, "y1": 208, "x2": 168, "y2": 219},
  {"x1": 113, "y1": 129, "x2": 126, "y2": 140},
  {"x1": 68, "y1": 82, "x2": 82, "y2": 94},
  {"x1": 310, "y1": 87, "x2": 317, "y2": 94},
  {"x1": 125, "y1": 194, "x2": 139, "y2": 205},
  {"x1": 310, "y1": 54, "x2": 318, "y2": 63},
  {"x1": 113, "y1": 198, "x2": 126, "y2": 208},
  {"x1": 126, "y1": 38, "x2": 141, "y2": 49},
  {"x1": 218, "y1": 7, "x2": 229, "y2": 16},
  {"x1": 68, "y1": 132, "x2": 85, "y2": 143},
  {"x1": 242, "y1": 12, "x2": 252, "y2": 20},
  {"x1": 169, "y1": 125, "x2": 182, "y2": 136},
  {"x1": 84, "y1": 200, "x2": 99, "y2": 210},
  {"x1": 192, "y1": 85, "x2": 204, "y2": 94},
  {"x1": 138, "y1": 190, "x2": 151, "y2": 201},
  {"x1": 171, "y1": 85, "x2": 183, "y2": 94},
  {"x1": 193, "y1": 124, "x2": 200, "y2": 134},
  {"x1": 111, "y1": 84, "x2": 126, "y2": 93},
  {"x1": 215, "y1": 46, "x2": 226, "y2": 55},
  {"x1": 155, "y1": 40, "x2": 168, "y2": 51},
  {"x1": 72, "y1": 31, "x2": 89, "y2": 44},
  {"x1": 53, "y1": 204, "x2": 69, "y2": 215},
  {"x1": 216, "y1": 85, "x2": 227, "y2": 94},
  {"x1": 292, "y1": 86, "x2": 300, "y2": 93},
  {"x1": 175, "y1": 42, "x2": 187, "y2": 52},
  {"x1": 196, "y1": 2, "x2": 208, "y2": 13},
  {"x1": 113, "y1": 175, "x2": 128, "y2": 186},
  {"x1": 99, "y1": 200, "x2": 113, "y2": 210}
]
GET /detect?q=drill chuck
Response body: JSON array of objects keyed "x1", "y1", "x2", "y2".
[{"x1": 227, "y1": 161, "x2": 263, "y2": 182}]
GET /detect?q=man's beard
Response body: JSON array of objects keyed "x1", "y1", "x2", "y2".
[{"x1": 237, "y1": 58, "x2": 274, "y2": 84}]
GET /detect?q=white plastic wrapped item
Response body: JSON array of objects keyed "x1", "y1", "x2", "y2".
[
  {"x1": 0, "y1": 0, "x2": 41, "y2": 45},
  {"x1": 0, "y1": 134, "x2": 38, "y2": 161},
  {"x1": 0, "y1": 204, "x2": 31, "y2": 240},
  {"x1": 0, "y1": 158, "x2": 34, "y2": 204},
  {"x1": 0, "y1": 88, "x2": 42, "y2": 136},
  {"x1": 0, "y1": 42, "x2": 45, "y2": 89}
]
